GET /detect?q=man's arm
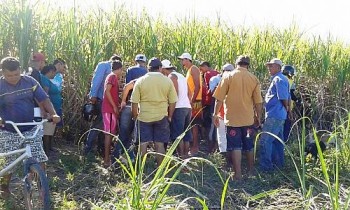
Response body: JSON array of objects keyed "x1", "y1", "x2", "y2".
[
  {"x1": 131, "y1": 103, "x2": 138, "y2": 120},
  {"x1": 169, "y1": 73, "x2": 179, "y2": 96},
  {"x1": 120, "y1": 80, "x2": 135, "y2": 109},
  {"x1": 89, "y1": 63, "x2": 105, "y2": 104},
  {"x1": 212, "y1": 99, "x2": 223, "y2": 128},
  {"x1": 168, "y1": 103, "x2": 176, "y2": 121},
  {"x1": 191, "y1": 66, "x2": 201, "y2": 103},
  {"x1": 38, "y1": 99, "x2": 60, "y2": 123},
  {"x1": 254, "y1": 103, "x2": 263, "y2": 127}
]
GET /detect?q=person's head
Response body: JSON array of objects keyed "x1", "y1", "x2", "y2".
[
  {"x1": 110, "y1": 54, "x2": 122, "y2": 62},
  {"x1": 41, "y1": 64, "x2": 57, "y2": 79},
  {"x1": 0, "y1": 57, "x2": 21, "y2": 85},
  {"x1": 28, "y1": 52, "x2": 46, "y2": 70},
  {"x1": 148, "y1": 57, "x2": 162, "y2": 72},
  {"x1": 282, "y1": 65, "x2": 295, "y2": 78},
  {"x1": 235, "y1": 55, "x2": 250, "y2": 68},
  {"x1": 221, "y1": 63, "x2": 234, "y2": 76},
  {"x1": 111, "y1": 60, "x2": 123, "y2": 76},
  {"x1": 178, "y1": 52, "x2": 193, "y2": 68},
  {"x1": 53, "y1": 58, "x2": 65, "y2": 73},
  {"x1": 199, "y1": 61, "x2": 211, "y2": 73},
  {"x1": 161, "y1": 59, "x2": 175, "y2": 76},
  {"x1": 135, "y1": 54, "x2": 147, "y2": 67},
  {"x1": 265, "y1": 58, "x2": 282, "y2": 76}
]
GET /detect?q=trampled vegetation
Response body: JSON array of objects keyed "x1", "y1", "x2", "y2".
[{"x1": 1, "y1": 0, "x2": 350, "y2": 209}]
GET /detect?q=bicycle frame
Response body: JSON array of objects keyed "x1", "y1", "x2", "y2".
[{"x1": 0, "y1": 120, "x2": 46, "y2": 176}]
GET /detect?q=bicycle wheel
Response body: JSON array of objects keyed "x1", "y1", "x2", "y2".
[{"x1": 23, "y1": 163, "x2": 50, "y2": 210}]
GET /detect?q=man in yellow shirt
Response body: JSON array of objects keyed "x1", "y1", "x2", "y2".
[
  {"x1": 131, "y1": 57, "x2": 177, "y2": 166},
  {"x1": 178, "y1": 52, "x2": 203, "y2": 156},
  {"x1": 213, "y1": 55, "x2": 263, "y2": 180}
]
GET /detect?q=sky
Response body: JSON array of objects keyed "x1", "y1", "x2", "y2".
[{"x1": 42, "y1": 0, "x2": 350, "y2": 43}]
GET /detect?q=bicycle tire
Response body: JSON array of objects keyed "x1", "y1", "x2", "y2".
[{"x1": 23, "y1": 162, "x2": 50, "y2": 210}]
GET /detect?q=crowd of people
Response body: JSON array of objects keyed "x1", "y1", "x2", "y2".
[
  {"x1": 0, "y1": 51, "x2": 297, "y2": 200},
  {"x1": 83, "y1": 53, "x2": 297, "y2": 180}
]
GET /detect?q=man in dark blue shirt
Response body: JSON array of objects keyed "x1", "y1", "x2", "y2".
[{"x1": 125, "y1": 54, "x2": 147, "y2": 84}]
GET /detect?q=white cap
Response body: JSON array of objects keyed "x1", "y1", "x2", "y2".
[
  {"x1": 161, "y1": 59, "x2": 174, "y2": 69},
  {"x1": 178, "y1": 52, "x2": 192, "y2": 61},
  {"x1": 266, "y1": 58, "x2": 283, "y2": 67},
  {"x1": 222, "y1": 63, "x2": 234, "y2": 71},
  {"x1": 135, "y1": 54, "x2": 147, "y2": 62}
]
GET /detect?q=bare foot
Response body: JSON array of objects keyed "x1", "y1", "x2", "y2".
[{"x1": 232, "y1": 174, "x2": 242, "y2": 181}]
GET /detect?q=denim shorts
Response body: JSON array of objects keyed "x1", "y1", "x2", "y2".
[
  {"x1": 135, "y1": 117, "x2": 170, "y2": 143},
  {"x1": 226, "y1": 125, "x2": 256, "y2": 152},
  {"x1": 170, "y1": 108, "x2": 192, "y2": 142}
]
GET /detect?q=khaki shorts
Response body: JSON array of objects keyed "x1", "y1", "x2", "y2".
[{"x1": 43, "y1": 121, "x2": 56, "y2": 136}]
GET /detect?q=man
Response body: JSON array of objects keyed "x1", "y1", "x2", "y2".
[
  {"x1": 0, "y1": 57, "x2": 60, "y2": 198},
  {"x1": 161, "y1": 59, "x2": 192, "y2": 159},
  {"x1": 84, "y1": 54, "x2": 122, "y2": 155},
  {"x1": 199, "y1": 61, "x2": 219, "y2": 153},
  {"x1": 213, "y1": 55, "x2": 263, "y2": 180},
  {"x1": 28, "y1": 52, "x2": 46, "y2": 85},
  {"x1": 125, "y1": 54, "x2": 147, "y2": 84},
  {"x1": 51, "y1": 58, "x2": 66, "y2": 92},
  {"x1": 259, "y1": 58, "x2": 290, "y2": 171},
  {"x1": 178, "y1": 52, "x2": 202, "y2": 156},
  {"x1": 131, "y1": 57, "x2": 177, "y2": 166}
]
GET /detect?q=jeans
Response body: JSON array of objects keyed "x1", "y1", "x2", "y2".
[
  {"x1": 259, "y1": 117, "x2": 285, "y2": 171},
  {"x1": 111, "y1": 105, "x2": 135, "y2": 162},
  {"x1": 84, "y1": 101, "x2": 104, "y2": 154}
]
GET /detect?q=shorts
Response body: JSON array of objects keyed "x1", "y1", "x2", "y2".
[
  {"x1": 226, "y1": 125, "x2": 256, "y2": 152},
  {"x1": 170, "y1": 108, "x2": 192, "y2": 142},
  {"x1": 43, "y1": 121, "x2": 56, "y2": 136},
  {"x1": 135, "y1": 117, "x2": 170, "y2": 143},
  {"x1": 191, "y1": 100, "x2": 203, "y2": 125},
  {"x1": 102, "y1": 112, "x2": 118, "y2": 134},
  {"x1": 0, "y1": 127, "x2": 48, "y2": 175}
]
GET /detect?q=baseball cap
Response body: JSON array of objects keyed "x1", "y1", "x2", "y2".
[
  {"x1": 266, "y1": 58, "x2": 283, "y2": 67},
  {"x1": 235, "y1": 55, "x2": 250, "y2": 65},
  {"x1": 178, "y1": 52, "x2": 192, "y2": 61},
  {"x1": 148, "y1": 57, "x2": 162, "y2": 68},
  {"x1": 222, "y1": 63, "x2": 234, "y2": 71},
  {"x1": 31, "y1": 52, "x2": 46, "y2": 62},
  {"x1": 135, "y1": 54, "x2": 147, "y2": 62},
  {"x1": 161, "y1": 59, "x2": 175, "y2": 69}
]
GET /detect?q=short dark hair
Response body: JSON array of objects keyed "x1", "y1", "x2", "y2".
[
  {"x1": 41, "y1": 64, "x2": 56, "y2": 75},
  {"x1": 53, "y1": 59, "x2": 63, "y2": 65},
  {"x1": 1, "y1": 57, "x2": 20, "y2": 71},
  {"x1": 237, "y1": 61, "x2": 249, "y2": 66},
  {"x1": 110, "y1": 54, "x2": 122, "y2": 62},
  {"x1": 149, "y1": 66, "x2": 161, "y2": 72},
  {"x1": 199, "y1": 61, "x2": 210, "y2": 67},
  {"x1": 112, "y1": 60, "x2": 122, "y2": 70}
]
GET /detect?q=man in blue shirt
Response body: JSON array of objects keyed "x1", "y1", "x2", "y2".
[
  {"x1": 125, "y1": 54, "x2": 147, "y2": 84},
  {"x1": 259, "y1": 58, "x2": 290, "y2": 171},
  {"x1": 84, "y1": 54, "x2": 122, "y2": 155}
]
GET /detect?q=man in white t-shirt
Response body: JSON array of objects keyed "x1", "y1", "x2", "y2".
[{"x1": 161, "y1": 59, "x2": 192, "y2": 159}]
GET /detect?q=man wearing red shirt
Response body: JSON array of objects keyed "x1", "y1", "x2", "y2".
[{"x1": 199, "y1": 61, "x2": 219, "y2": 153}]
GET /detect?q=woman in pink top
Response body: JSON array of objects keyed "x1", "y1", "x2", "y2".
[{"x1": 102, "y1": 60, "x2": 122, "y2": 167}]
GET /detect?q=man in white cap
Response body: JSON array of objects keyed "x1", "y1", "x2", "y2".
[
  {"x1": 161, "y1": 59, "x2": 192, "y2": 159},
  {"x1": 213, "y1": 56, "x2": 263, "y2": 180},
  {"x1": 125, "y1": 54, "x2": 147, "y2": 84},
  {"x1": 259, "y1": 58, "x2": 290, "y2": 172},
  {"x1": 178, "y1": 52, "x2": 203, "y2": 156}
]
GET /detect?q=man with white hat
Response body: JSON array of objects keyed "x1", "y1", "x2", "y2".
[
  {"x1": 178, "y1": 52, "x2": 203, "y2": 156},
  {"x1": 259, "y1": 58, "x2": 290, "y2": 172},
  {"x1": 125, "y1": 54, "x2": 147, "y2": 84},
  {"x1": 161, "y1": 59, "x2": 192, "y2": 159},
  {"x1": 213, "y1": 56, "x2": 263, "y2": 180}
]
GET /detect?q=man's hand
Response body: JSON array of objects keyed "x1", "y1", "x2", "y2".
[
  {"x1": 254, "y1": 116, "x2": 261, "y2": 129},
  {"x1": 120, "y1": 101, "x2": 126, "y2": 110},
  {"x1": 0, "y1": 117, "x2": 4, "y2": 127},
  {"x1": 212, "y1": 115, "x2": 220, "y2": 128},
  {"x1": 51, "y1": 115, "x2": 61, "y2": 124},
  {"x1": 90, "y1": 97, "x2": 97, "y2": 105},
  {"x1": 113, "y1": 106, "x2": 119, "y2": 115}
]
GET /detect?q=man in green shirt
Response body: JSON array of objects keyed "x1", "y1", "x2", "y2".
[{"x1": 131, "y1": 57, "x2": 177, "y2": 166}]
